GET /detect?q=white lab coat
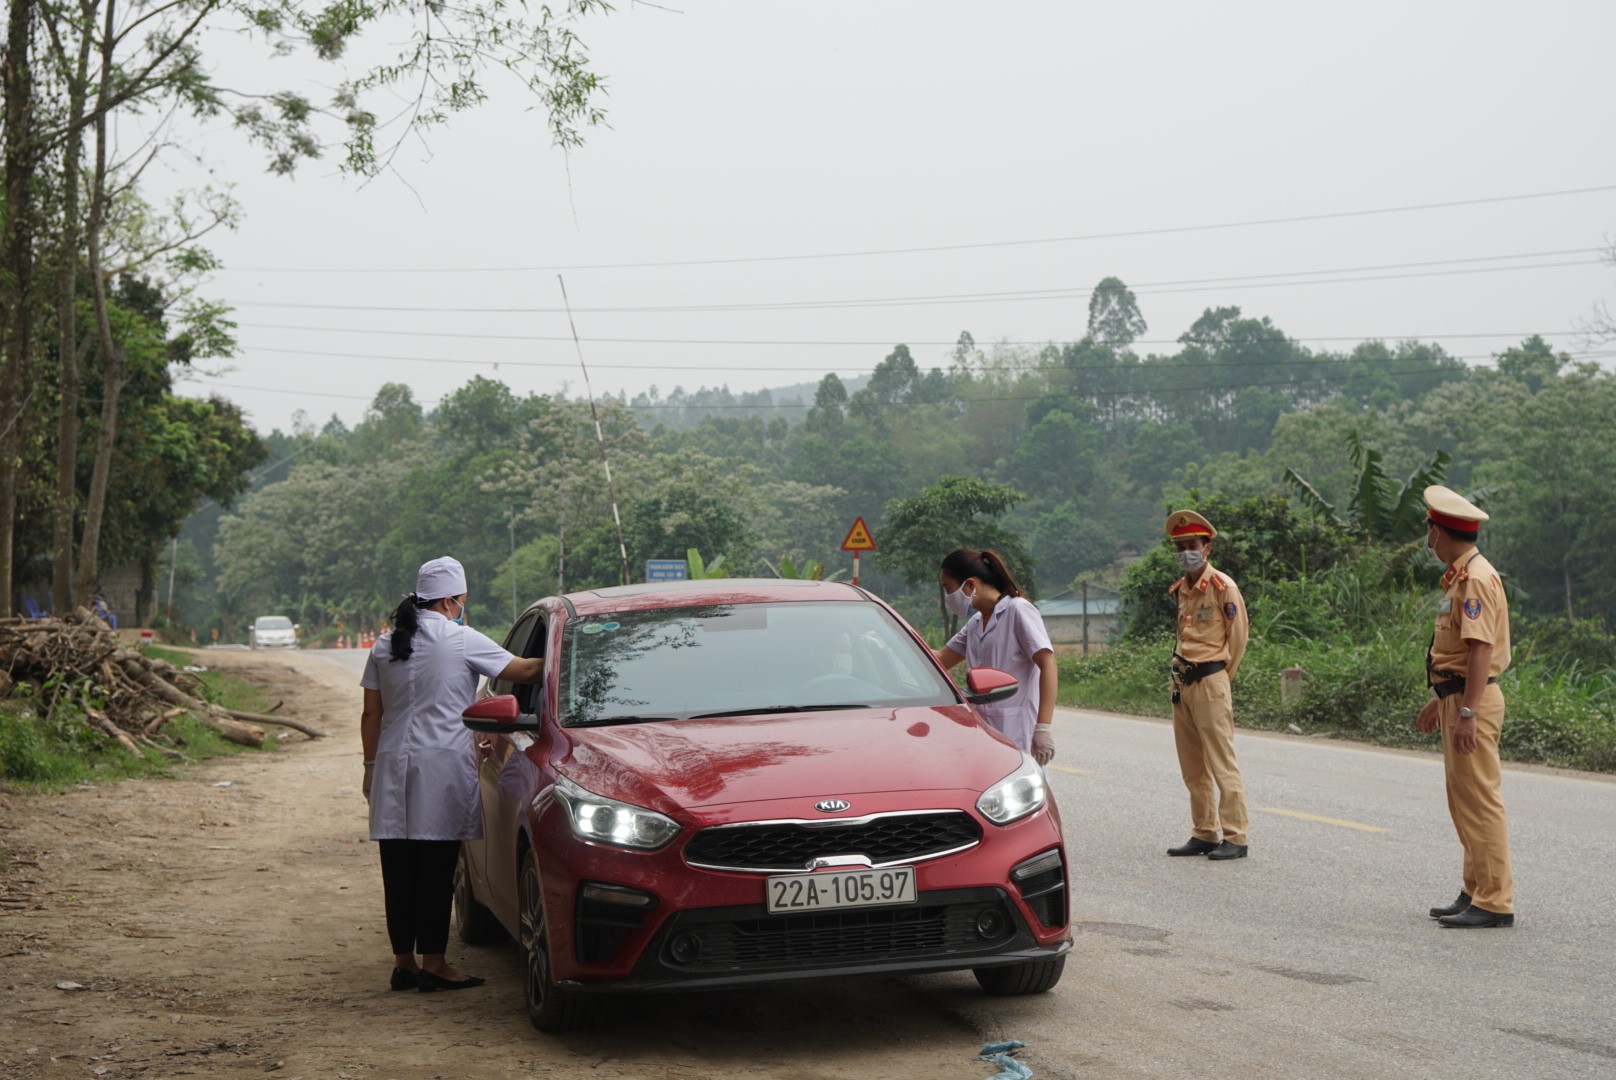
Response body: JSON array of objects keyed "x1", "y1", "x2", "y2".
[
  {"x1": 361, "y1": 612, "x2": 515, "y2": 841},
  {"x1": 944, "y1": 595, "x2": 1054, "y2": 753}
]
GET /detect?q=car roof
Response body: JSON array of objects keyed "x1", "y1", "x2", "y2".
[{"x1": 553, "y1": 578, "x2": 872, "y2": 618}]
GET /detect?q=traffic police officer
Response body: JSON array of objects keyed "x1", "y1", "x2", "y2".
[
  {"x1": 1163, "y1": 510, "x2": 1251, "y2": 860},
  {"x1": 1418, "y1": 486, "x2": 1514, "y2": 928}
]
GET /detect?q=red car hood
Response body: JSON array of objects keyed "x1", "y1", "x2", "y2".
[{"x1": 562, "y1": 704, "x2": 1024, "y2": 816}]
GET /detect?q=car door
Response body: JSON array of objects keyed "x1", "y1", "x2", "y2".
[{"x1": 474, "y1": 609, "x2": 547, "y2": 932}]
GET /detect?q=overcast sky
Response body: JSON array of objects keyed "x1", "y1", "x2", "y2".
[{"x1": 166, "y1": 1, "x2": 1616, "y2": 436}]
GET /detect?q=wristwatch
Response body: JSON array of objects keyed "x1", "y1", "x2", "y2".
[{"x1": 1458, "y1": 706, "x2": 1477, "y2": 719}]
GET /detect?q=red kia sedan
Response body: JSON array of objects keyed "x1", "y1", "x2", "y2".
[{"x1": 457, "y1": 579, "x2": 1070, "y2": 1031}]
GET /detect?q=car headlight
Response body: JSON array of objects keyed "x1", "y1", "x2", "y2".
[
  {"x1": 554, "y1": 774, "x2": 681, "y2": 850},
  {"x1": 976, "y1": 753, "x2": 1048, "y2": 825}
]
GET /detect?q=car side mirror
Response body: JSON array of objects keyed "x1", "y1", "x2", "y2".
[
  {"x1": 462, "y1": 694, "x2": 542, "y2": 733},
  {"x1": 964, "y1": 666, "x2": 1019, "y2": 706}
]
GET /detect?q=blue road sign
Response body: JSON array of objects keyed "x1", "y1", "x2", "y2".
[{"x1": 645, "y1": 559, "x2": 689, "y2": 582}]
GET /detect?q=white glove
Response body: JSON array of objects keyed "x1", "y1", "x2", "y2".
[
  {"x1": 363, "y1": 762, "x2": 375, "y2": 802},
  {"x1": 1031, "y1": 726, "x2": 1055, "y2": 766}
]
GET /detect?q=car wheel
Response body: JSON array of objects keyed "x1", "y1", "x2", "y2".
[
  {"x1": 453, "y1": 846, "x2": 506, "y2": 945},
  {"x1": 519, "y1": 849, "x2": 599, "y2": 1032},
  {"x1": 972, "y1": 955, "x2": 1065, "y2": 996}
]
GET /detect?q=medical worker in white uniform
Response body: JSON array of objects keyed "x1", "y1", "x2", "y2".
[
  {"x1": 933, "y1": 548, "x2": 1059, "y2": 766},
  {"x1": 360, "y1": 556, "x2": 543, "y2": 992}
]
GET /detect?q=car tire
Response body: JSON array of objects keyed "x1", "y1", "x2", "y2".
[
  {"x1": 972, "y1": 955, "x2": 1065, "y2": 996},
  {"x1": 454, "y1": 846, "x2": 506, "y2": 945},
  {"x1": 519, "y1": 849, "x2": 600, "y2": 1032}
]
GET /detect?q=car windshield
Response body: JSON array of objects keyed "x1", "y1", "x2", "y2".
[
  {"x1": 560, "y1": 601, "x2": 958, "y2": 726},
  {"x1": 256, "y1": 617, "x2": 293, "y2": 630}
]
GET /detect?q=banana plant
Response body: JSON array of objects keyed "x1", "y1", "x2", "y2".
[
  {"x1": 686, "y1": 548, "x2": 728, "y2": 579},
  {"x1": 775, "y1": 555, "x2": 846, "y2": 581},
  {"x1": 1284, "y1": 429, "x2": 1463, "y2": 545}
]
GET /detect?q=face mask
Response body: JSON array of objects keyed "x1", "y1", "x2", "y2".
[
  {"x1": 451, "y1": 597, "x2": 466, "y2": 626},
  {"x1": 1175, "y1": 549, "x2": 1205, "y2": 572},
  {"x1": 945, "y1": 584, "x2": 972, "y2": 619}
]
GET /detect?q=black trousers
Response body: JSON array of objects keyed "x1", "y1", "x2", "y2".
[{"x1": 378, "y1": 839, "x2": 460, "y2": 957}]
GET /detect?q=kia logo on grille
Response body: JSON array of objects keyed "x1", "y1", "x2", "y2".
[{"x1": 814, "y1": 799, "x2": 851, "y2": 813}]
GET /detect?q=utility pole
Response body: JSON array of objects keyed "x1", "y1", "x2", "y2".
[{"x1": 507, "y1": 503, "x2": 518, "y2": 621}]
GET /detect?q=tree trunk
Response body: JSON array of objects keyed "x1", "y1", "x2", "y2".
[
  {"x1": 50, "y1": 26, "x2": 92, "y2": 614},
  {"x1": 71, "y1": 0, "x2": 120, "y2": 608},
  {"x1": 0, "y1": 0, "x2": 39, "y2": 614}
]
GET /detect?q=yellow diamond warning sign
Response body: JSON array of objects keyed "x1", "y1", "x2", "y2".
[{"x1": 840, "y1": 516, "x2": 876, "y2": 552}]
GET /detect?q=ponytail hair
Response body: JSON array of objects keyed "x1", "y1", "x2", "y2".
[
  {"x1": 940, "y1": 547, "x2": 1024, "y2": 599},
  {"x1": 388, "y1": 592, "x2": 431, "y2": 662}
]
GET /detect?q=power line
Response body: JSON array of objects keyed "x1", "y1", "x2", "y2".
[
  {"x1": 214, "y1": 184, "x2": 1616, "y2": 273},
  {"x1": 231, "y1": 321, "x2": 1583, "y2": 348},
  {"x1": 237, "y1": 343, "x2": 1594, "y2": 374},
  {"x1": 214, "y1": 254, "x2": 1605, "y2": 316}
]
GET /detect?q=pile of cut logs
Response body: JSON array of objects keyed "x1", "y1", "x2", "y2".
[{"x1": 0, "y1": 610, "x2": 325, "y2": 754}]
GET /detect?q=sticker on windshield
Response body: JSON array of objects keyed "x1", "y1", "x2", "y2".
[{"x1": 579, "y1": 623, "x2": 604, "y2": 635}]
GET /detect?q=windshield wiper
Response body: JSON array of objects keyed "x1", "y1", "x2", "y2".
[
  {"x1": 567, "y1": 715, "x2": 682, "y2": 728},
  {"x1": 688, "y1": 704, "x2": 870, "y2": 719}
]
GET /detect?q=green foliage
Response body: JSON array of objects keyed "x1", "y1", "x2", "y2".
[
  {"x1": 876, "y1": 476, "x2": 1031, "y2": 589},
  {"x1": 1283, "y1": 428, "x2": 1452, "y2": 545},
  {"x1": 0, "y1": 650, "x2": 273, "y2": 788},
  {"x1": 1121, "y1": 492, "x2": 1356, "y2": 639},
  {"x1": 686, "y1": 549, "x2": 728, "y2": 579},
  {"x1": 775, "y1": 555, "x2": 843, "y2": 581},
  {"x1": 1059, "y1": 593, "x2": 1616, "y2": 773},
  {"x1": 1087, "y1": 277, "x2": 1147, "y2": 348},
  {"x1": 876, "y1": 476, "x2": 1035, "y2": 633}
]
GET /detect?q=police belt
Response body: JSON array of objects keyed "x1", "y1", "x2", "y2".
[
  {"x1": 1171, "y1": 655, "x2": 1227, "y2": 686},
  {"x1": 1429, "y1": 673, "x2": 1498, "y2": 699}
]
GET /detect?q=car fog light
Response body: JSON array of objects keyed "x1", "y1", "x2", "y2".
[
  {"x1": 975, "y1": 908, "x2": 1007, "y2": 939},
  {"x1": 1011, "y1": 849, "x2": 1063, "y2": 881},
  {"x1": 669, "y1": 933, "x2": 702, "y2": 963},
  {"x1": 580, "y1": 882, "x2": 656, "y2": 908}
]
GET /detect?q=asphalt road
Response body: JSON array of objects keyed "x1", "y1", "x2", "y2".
[
  {"x1": 310, "y1": 651, "x2": 1616, "y2": 1078},
  {"x1": 932, "y1": 705, "x2": 1616, "y2": 1079}
]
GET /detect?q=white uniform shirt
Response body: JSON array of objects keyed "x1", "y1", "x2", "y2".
[
  {"x1": 361, "y1": 612, "x2": 515, "y2": 841},
  {"x1": 944, "y1": 595, "x2": 1054, "y2": 752}
]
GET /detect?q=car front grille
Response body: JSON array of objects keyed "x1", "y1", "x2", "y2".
[
  {"x1": 645, "y1": 887, "x2": 1028, "y2": 976},
  {"x1": 684, "y1": 811, "x2": 981, "y2": 871}
]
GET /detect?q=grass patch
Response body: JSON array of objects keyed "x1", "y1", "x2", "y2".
[
  {"x1": 1057, "y1": 620, "x2": 1616, "y2": 773},
  {"x1": 146, "y1": 645, "x2": 275, "y2": 714},
  {"x1": 0, "y1": 646, "x2": 279, "y2": 791}
]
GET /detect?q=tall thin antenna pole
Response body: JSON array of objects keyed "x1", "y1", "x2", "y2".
[{"x1": 558, "y1": 275, "x2": 630, "y2": 586}]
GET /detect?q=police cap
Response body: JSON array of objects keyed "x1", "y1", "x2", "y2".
[
  {"x1": 1165, "y1": 509, "x2": 1217, "y2": 540},
  {"x1": 1423, "y1": 485, "x2": 1489, "y2": 531}
]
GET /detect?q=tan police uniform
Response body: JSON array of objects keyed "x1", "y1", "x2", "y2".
[
  {"x1": 1167, "y1": 511, "x2": 1251, "y2": 848},
  {"x1": 1425, "y1": 486, "x2": 1513, "y2": 917}
]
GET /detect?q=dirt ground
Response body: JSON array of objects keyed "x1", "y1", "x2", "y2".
[{"x1": 0, "y1": 649, "x2": 1022, "y2": 1080}]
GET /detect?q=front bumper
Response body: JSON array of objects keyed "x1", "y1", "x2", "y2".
[{"x1": 565, "y1": 886, "x2": 1068, "y2": 993}]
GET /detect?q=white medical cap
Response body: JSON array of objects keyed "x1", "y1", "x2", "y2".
[{"x1": 415, "y1": 556, "x2": 467, "y2": 601}]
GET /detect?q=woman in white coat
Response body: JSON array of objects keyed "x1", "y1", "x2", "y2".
[
  {"x1": 360, "y1": 556, "x2": 543, "y2": 992},
  {"x1": 933, "y1": 548, "x2": 1059, "y2": 766}
]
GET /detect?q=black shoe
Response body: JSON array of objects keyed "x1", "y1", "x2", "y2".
[
  {"x1": 389, "y1": 967, "x2": 418, "y2": 991},
  {"x1": 417, "y1": 969, "x2": 486, "y2": 992},
  {"x1": 1429, "y1": 891, "x2": 1471, "y2": 919},
  {"x1": 1167, "y1": 837, "x2": 1218, "y2": 857},
  {"x1": 1438, "y1": 905, "x2": 1513, "y2": 929},
  {"x1": 1206, "y1": 840, "x2": 1248, "y2": 860}
]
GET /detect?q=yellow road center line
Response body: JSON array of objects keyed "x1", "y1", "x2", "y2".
[
  {"x1": 1259, "y1": 807, "x2": 1389, "y2": 833},
  {"x1": 1048, "y1": 764, "x2": 1089, "y2": 775}
]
